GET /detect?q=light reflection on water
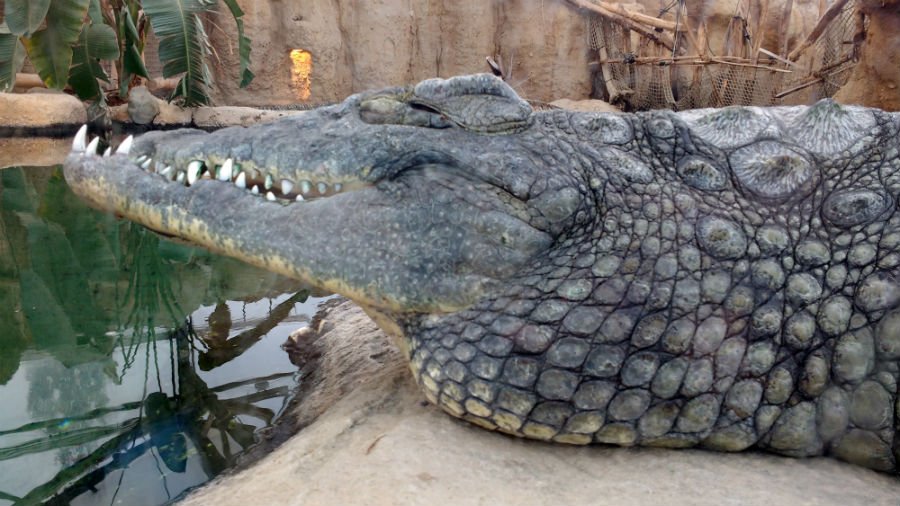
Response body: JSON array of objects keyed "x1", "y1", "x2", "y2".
[{"x1": 0, "y1": 165, "x2": 326, "y2": 505}]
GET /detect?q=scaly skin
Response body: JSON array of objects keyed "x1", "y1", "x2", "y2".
[{"x1": 64, "y1": 74, "x2": 900, "y2": 472}]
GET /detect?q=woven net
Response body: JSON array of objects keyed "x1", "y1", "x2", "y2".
[{"x1": 588, "y1": 0, "x2": 860, "y2": 111}]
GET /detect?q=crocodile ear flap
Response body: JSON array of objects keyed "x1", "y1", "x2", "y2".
[{"x1": 411, "y1": 74, "x2": 532, "y2": 133}]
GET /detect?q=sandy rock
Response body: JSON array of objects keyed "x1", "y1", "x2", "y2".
[
  {"x1": 153, "y1": 101, "x2": 194, "y2": 126},
  {"x1": 834, "y1": 0, "x2": 900, "y2": 111},
  {"x1": 0, "y1": 137, "x2": 72, "y2": 168},
  {"x1": 206, "y1": 0, "x2": 593, "y2": 106},
  {"x1": 192, "y1": 107, "x2": 308, "y2": 128},
  {"x1": 551, "y1": 98, "x2": 621, "y2": 113},
  {"x1": 0, "y1": 93, "x2": 86, "y2": 129},
  {"x1": 181, "y1": 300, "x2": 900, "y2": 506}
]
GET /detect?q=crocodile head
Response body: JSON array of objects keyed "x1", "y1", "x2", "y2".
[{"x1": 64, "y1": 75, "x2": 577, "y2": 336}]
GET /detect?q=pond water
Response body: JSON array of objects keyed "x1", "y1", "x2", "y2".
[{"x1": 0, "y1": 164, "x2": 327, "y2": 505}]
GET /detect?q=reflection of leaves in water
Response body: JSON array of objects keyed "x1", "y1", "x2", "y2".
[
  {"x1": 0, "y1": 166, "x2": 312, "y2": 505},
  {"x1": 115, "y1": 224, "x2": 186, "y2": 380}
]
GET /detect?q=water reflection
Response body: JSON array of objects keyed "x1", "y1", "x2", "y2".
[{"x1": 0, "y1": 166, "x2": 322, "y2": 505}]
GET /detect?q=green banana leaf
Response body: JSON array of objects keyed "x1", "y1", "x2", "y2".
[
  {"x1": 118, "y1": 5, "x2": 150, "y2": 97},
  {"x1": 3, "y1": 0, "x2": 51, "y2": 36},
  {"x1": 143, "y1": 0, "x2": 216, "y2": 106},
  {"x1": 0, "y1": 33, "x2": 25, "y2": 92},
  {"x1": 68, "y1": 23, "x2": 119, "y2": 101},
  {"x1": 23, "y1": 0, "x2": 91, "y2": 89},
  {"x1": 219, "y1": 0, "x2": 253, "y2": 88}
]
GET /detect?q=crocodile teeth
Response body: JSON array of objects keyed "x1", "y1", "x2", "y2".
[
  {"x1": 266, "y1": 191, "x2": 277, "y2": 202},
  {"x1": 217, "y1": 159, "x2": 234, "y2": 181},
  {"x1": 235, "y1": 172, "x2": 247, "y2": 189},
  {"x1": 251, "y1": 185, "x2": 260, "y2": 195},
  {"x1": 135, "y1": 155, "x2": 148, "y2": 165},
  {"x1": 264, "y1": 174, "x2": 274, "y2": 190},
  {"x1": 187, "y1": 161, "x2": 204, "y2": 185},
  {"x1": 140, "y1": 158, "x2": 152, "y2": 170},
  {"x1": 317, "y1": 182, "x2": 328, "y2": 194},
  {"x1": 295, "y1": 194, "x2": 305, "y2": 202},
  {"x1": 116, "y1": 135, "x2": 133, "y2": 155},
  {"x1": 334, "y1": 183, "x2": 343, "y2": 193},
  {"x1": 86, "y1": 136, "x2": 101, "y2": 156},
  {"x1": 176, "y1": 171, "x2": 186, "y2": 184},
  {"x1": 72, "y1": 125, "x2": 88, "y2": 152},
  {"x1": 160, "y1": 165, "x2": 173, "y2": 179},
  {"x1": 281, "y1": 179, "x2": 294, "y2": 195},
  {"x1": 300, "y1": 181, "x2": 312, "y2": 195},
  {"x1": 103, "y1": 147, "x2": 112, "y2": 157}
]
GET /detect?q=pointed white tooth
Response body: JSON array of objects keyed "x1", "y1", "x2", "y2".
[
  {"x1": 176, "y1": 171, "x2": 186, "y2": 183},
  {"x1": 116, "y1": 135, "x2": 134, "y2": 155},
  {"x1": 251, "y1": 185, "x2": 260, "y2": 195},
  {"x1": 300, "y1": 181, "x2": 312, "y2": 195},
  {"x1": 103, "y1": 147, "x2": 112, "y2": 157},
  {"x1": 140, "y1": 158, "x2": 152, "y2": 170},
  {"x1": 334, "y1": 183, "x2": 343, "y2": 193},
  {"x1": 317, "y1": 182, "x2": 328, "y2": 194},
  {"x1": 235, "y1": 171, "x2": 247, "y2": 189},
  {"x1": 86, "y1": 136, "x2": 101, "y2": 156},
  {"x1": 135, "y1": 155, "x2": 148, "y2": 164},
  {"x1": 72, "y1": 125, "x2": 88, "y2": 152},
  {"x1": 295, "y1": 194, "x2": 305, "y2": 202},
  {"x1": 266, "y1": 191, "x2": 277, "y2": 201},
  {"x1": 281, "y1": 179, "x2": 294, "y2": 195},
  {"x1": 154, "y1": 160, "x2": 164, "y2": 173},
  {"x1": 218, "y1": 158, "x2": 234, "y2": 181},
  {"x1": 264, "y1": 174, "x2": 274, "y2": 190},
  {"x1": 161, "y1": 165, "x2": 173, "y2": 179},
  {"x1": 187, "y1": 161, "x2": 203, "y2": 185}
]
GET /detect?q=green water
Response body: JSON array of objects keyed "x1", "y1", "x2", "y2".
[{"x1": 0, "y1": 165, "x2": 325, "y2": 505}]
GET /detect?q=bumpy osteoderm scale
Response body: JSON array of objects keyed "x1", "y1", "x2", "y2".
[{"x1": 65, "y1": 75, "x2": 900, "y2": 473}]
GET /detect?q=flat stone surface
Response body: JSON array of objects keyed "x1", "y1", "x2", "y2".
[
  {"x1": 180, "y1": 301, "x2": 900, "y2": 506},
  {"x1": 192, "y1": 106, "x2": 307, "y2": 128},
  {"x1": 550, "y1": 98, "x2": 620, "y2": 113},
  {"x1": 0, "y1": 93, "x2": 86, "y2": 128}
]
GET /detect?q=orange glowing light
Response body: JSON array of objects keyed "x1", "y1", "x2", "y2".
[{"x1": 290, "y1": 49, "x2": 313, "y2": 101}]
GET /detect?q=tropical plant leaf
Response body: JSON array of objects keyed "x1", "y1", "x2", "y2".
[
  {"x1": 218, "y1": 0, "x2": 253, "y2": 88},
  {"x1": 68, "y1": 23, "x2": 118, "y2": 101},
  {"x1": 87, "y1": 0, "x2": 102, "y2": 23},
  {"x1": 119, "y1": 6, "x2": 148, "y2": 96},
  {"x1": 23, "y1": 0, "x2": 91, "y2": 88},
  {"x1": 143, "y1": 0, "x2": 215, "y2": 106},
  {"x1": 4, "y1": 0, "x2": 51, "y2": 36},
  {"x1": 0, "y1": 33, "x2": 25, "y2": 91}
]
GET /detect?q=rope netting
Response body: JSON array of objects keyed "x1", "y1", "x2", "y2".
[{"x1": 587, "y1": 0, "x2": 860, "y2": 111}]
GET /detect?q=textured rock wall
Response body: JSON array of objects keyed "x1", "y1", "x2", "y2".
[
  {"x1": 207, "y1": 0, "x2": 593, "y2": 106},
  {"x1": 833, "y1": 0, "x2": 900, "y2": 111}
]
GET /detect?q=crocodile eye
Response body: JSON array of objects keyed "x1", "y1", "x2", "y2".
[
  {"x1": 677, "y1": 156, "x2": 728, "y2": 191},
  {"x1": 359, "y1": 97, "x2": 453, "y2": 129},
  {"x1": 823, "y1": 189, "x2": 894, "y2": 227}
]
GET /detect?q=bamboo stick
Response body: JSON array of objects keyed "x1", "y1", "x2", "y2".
[
  {"x1": 590, "y1": 54, "x2": 793, "y2": 73},
  {"x1": 787, "y1": 0, "x2": 851, "y2": 61},
  {"x1": 752, "y1": 0, "x2": 770, "y2": 64},
  {"x1": 564, "y1": 0, "x2": 676, "y2": 50},
  {"x1": 565, "y1": 0, "x2": 678, "y2": 31}
]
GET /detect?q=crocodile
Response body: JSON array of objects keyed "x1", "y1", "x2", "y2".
[{"x1": 64, "y1": 74, "x2": 900, "y2": 473}]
